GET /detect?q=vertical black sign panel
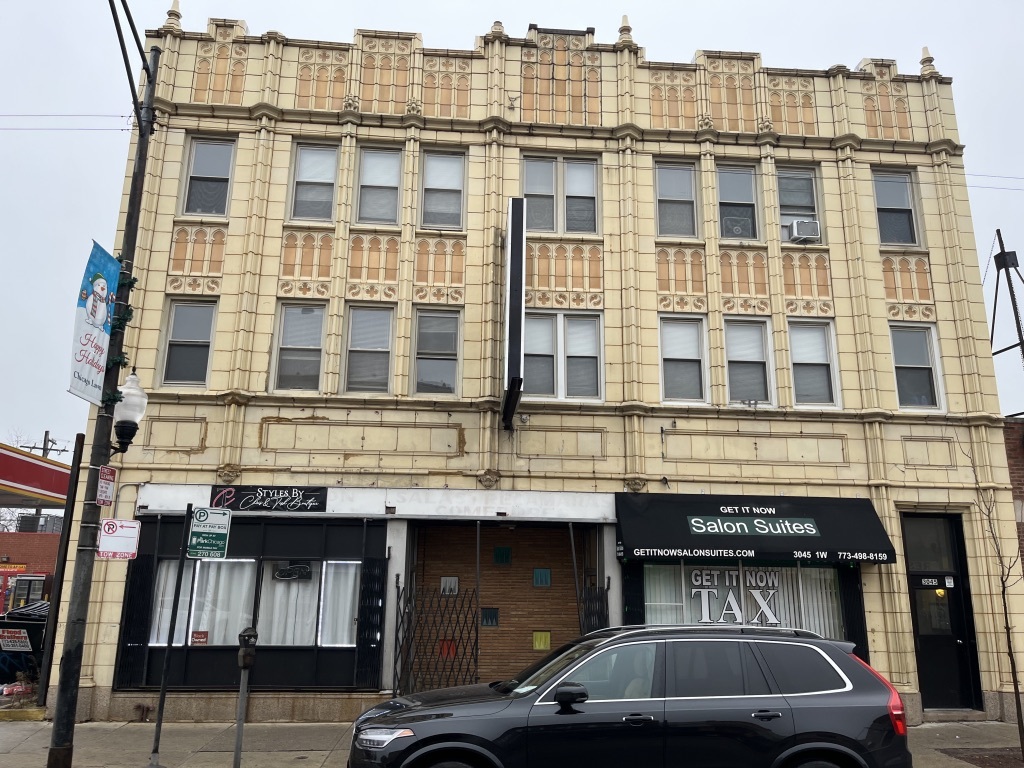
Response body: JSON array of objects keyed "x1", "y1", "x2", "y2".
[{"x1": 502, "y1": 197, "x2": 526, "y2": 430}]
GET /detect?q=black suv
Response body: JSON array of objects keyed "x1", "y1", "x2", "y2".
[{"x1": 350, "y1": 626, "x2": 911, "y2": 768}]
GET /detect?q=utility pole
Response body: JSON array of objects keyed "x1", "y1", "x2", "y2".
[
  {"x1": 45, "y1": 25, "x2": 161, "y2": 768},
  {"x1": 989, "y1": 229, "x2": 1024, "y2": 417},
  {"x1": 20, "y1": 431, "x2": 66, "y2": 521}
]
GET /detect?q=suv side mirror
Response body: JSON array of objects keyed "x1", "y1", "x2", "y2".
[{"x1": 554, "y1": 682, "x2": 589, "y2": 706}]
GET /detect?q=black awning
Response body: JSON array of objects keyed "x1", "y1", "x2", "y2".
[{"x1": 616, "y1": 493, "x2": 896, "y2": 565}]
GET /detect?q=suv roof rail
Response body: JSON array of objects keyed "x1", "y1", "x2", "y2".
[{"x1": 588, "y1": 624, "x2": 824, "y2": 640}]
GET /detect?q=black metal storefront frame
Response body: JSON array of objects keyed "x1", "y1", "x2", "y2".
[{"x1": 113, "y1": 515, "x2": 388, "y2": 691}]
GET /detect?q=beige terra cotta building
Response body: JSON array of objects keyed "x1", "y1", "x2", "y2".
[{"x1": 52, "y1": 6, "x2": 1024, "y2": 725}]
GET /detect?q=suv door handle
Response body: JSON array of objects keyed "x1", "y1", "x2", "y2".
[
  {"x1": 752, "y1": 710, "x2": 783, "y2": 721},
  {"x1": 622, "y1": 714, "x2": 655, "y2": 724}
]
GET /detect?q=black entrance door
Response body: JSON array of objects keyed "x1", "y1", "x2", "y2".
[{"x1": 902, "y1": 515, "x2": 982, "y2": 709}]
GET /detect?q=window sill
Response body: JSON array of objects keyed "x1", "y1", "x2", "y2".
[
  {"x1": 174, "y1": 215, "x2": 229, "y2": 225},
  {"x1": 526, "y1": 232, "x2": 603, "y2": 242},
  {"x1": 285, "y1": 220, "x2": 337, "y2": 231},
  {"x1": 879, "y1": 245, "x2": 928, "y2": 254},
  {"x1": 781, "y1": 241, "x2": 830, "y2": 251},
  {"x1": 415, "y1": 228, "x2": 468, "y2": 238},
  {"x1": 350, "y1": 223, "x2": 401, "y2": 233},
  {"x1": 521, "y1": 396, "x2": 605, "y2": 405},
  {"x1": 654, "y1": 237, "x2": 706, "y2": 248},
  {"x1": 718, "y1": 239, "x2": 768, "y2": 248}
]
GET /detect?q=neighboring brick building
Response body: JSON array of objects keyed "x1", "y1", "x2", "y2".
[
  {"x1": 1003, "y1": 418, "x2": 1024, "y2": 543},
  {"x1": 53, "y1": 8, "x2": 1023, "y2": 726},
  {"x1": 0, "y1": 531, "x2": 61, "y2": 610}
]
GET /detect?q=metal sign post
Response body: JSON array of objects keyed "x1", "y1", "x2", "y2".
[
  {"x1": 148, "y1": 504, "x2": 192, "y2": 768},
  {"x1": 187, "y1": 507, "x2": 232, "y2": 559}
]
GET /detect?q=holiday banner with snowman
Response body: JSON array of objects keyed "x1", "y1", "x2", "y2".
[{"x1": 69, "y1": 242, "x2": 120, "y2": 405}]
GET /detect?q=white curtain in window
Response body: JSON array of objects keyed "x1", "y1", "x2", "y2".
[
  {"x1": 190, "y1": 561, "x2": 256, "y2": 645},
  {"x1": 662, "y1": 321, "x2": 700, "y2": 359},
  {"x1": 361, "y1": 151, "x2": 400, "y2": 185},
  {"x1": 425, "y1": 155, "x2": 463, "y2": 189},
  {"x1": 351, "y1": 308, "x2": 391, "y2": 350},
  {"x1": 790, "y1": 325, "x2": 828, "y2": 363},
  {"x1": 283, "y1": 306, "x2": 324, "y2": 347},
  {"x1": 320, "y1": 561, "x2": 361, "y2": 646},
  {"x1": 644, "y1": 564, "x2": 684, "y2": 624},
  {"x1": 565, "y1": 162, "x2": 595, "y2": 196},
  {"x1": 726, "y1": 323, "x2": 765, "y2": 361},
  {"x1": 566, "y1": 317, "x2": 598, "y2": 355},
  {"x1": 258, "y1": 561, "x2": 321, "y2": 645},
  {"x1": 149, "y1": 560, "x2": 196, "y2": 646},
  {"x1": 297, "y1": 147, "x2": 336, "y2": 183}
]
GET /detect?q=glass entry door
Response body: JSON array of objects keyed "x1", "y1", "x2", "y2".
[{"x1": 902, "y1": 515, "x2": 982, "y2": 710}]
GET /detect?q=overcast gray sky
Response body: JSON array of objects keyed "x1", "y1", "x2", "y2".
[{"x1": 3, "y1": 0, "x2": 1022, "y2": 454}]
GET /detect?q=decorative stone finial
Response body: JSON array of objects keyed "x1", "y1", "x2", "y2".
[
  {"x1": 164, "y1": 0, "x2": 181, "y2": 31},
  {"x1": 491, "y1": 20, "x2": 504, "y2": 35},
  {"x1": 920, "y1": 46, "x2": 937, "y2": 76},
  {"x1": 618, "y1": 15, "x2": 633, "y2": 44}
]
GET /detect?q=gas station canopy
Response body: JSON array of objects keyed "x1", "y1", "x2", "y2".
[{"x1": 0, "y1": 443, "x2": 70, "y2": 509}]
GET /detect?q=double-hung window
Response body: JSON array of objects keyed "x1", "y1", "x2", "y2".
[
  {"x1": 874, "y1": 171, "x2": 917, "y2": 245},
  {"x1": 422, "y1": 154, "x2": 465, "y2": 229},
  {"x1": 414, "y1": 310, "x2": 459, "y2": 394},
  {"x1": 718, "y1": 166, "x2": 757, "y2": 240},
  {"x1": 656, "y1": 164, "x2": 697, "y2": 237},
  {"x1": 164, "y1": 302, "x2": 216, "y2": 385},
  {"x1": 778, "y1": 168, "x2": 818, "y2": 241},
  {"x1": 524, "y1": 312, "x2": 601, "y2": 399},
  {"x1": 276, "y1": 304, "x2": 324, "y2": 391},
  {"x1": 725, "y1": 320, "x2": 770, "y2": 403},
  {"x1": 524, "y1": 158, "x2": 598, "y2": 233},
  {"x1": 357, "y1": 149, "x2": 401, "y2": 225},
  {"x1": 789, "y1": 321, "x2": 836, "y2": 406},
  {"x1": 345, "y1": 306, "x2": 393, "y2": 393},
  {"x1": 184, "y1": 140, "x2": 234, "y2": 216},
  {"x1": 891, "y1": 324, "x2": 939, "y2": 407},
  {"x1": 661, "y1": 317, "x2": 704, "y2": 401},
  {"x1": 291, "y1": 146, "x2": 337, "y2": 220}
]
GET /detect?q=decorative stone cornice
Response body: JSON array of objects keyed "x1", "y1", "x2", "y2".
[
  {"x1": 831, "y1": 133, "x2": 862, "y2": 151},
  {"x1": 612, "y1": 122, "x2": 643, "y2": 141}
]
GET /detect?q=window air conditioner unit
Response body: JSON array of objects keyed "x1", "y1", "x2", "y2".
[{"x1": 790, "y1": 220, "x2": 821, "y2": 242}]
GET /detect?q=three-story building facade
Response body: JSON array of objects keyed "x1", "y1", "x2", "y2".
[{"x1": 53, "y1": 8, "x2": 1022, "y2": 724}]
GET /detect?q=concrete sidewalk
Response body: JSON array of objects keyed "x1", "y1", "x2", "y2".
[{"x1": 0, "y1": 719, "x2": 1018, "y2": 767}]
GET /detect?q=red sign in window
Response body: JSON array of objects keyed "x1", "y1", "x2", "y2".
[{"x1": 437, "y1": 639, "x2": 456, "y2": 659}]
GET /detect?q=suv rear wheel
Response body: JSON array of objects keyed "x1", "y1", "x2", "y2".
[{"x1": 796, "y1": 761, "x2": 841, "y2": 768}]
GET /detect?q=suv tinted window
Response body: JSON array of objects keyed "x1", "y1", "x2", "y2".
[
  {"x1": 670, "y1": 640, "x2": 770, "y2": 697},
  {"x1": 566, "y1": 642, "x2": 658, "y2": 700},
  {"x1": 757, "y1": 641, "x2": 847, "y2": 694}
]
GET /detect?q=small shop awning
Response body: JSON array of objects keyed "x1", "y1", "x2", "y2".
[{"x1": 616, "y1": 493, "x2": 897, "y2": 565}]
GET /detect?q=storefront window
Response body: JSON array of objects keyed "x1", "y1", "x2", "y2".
[
  {"x1": 259, "y1": 561, "x2": 321, "y2": 645},
  {"x1": 319, "y1": 561, "x2": 361, "y2": 646},
  {"x1": 190, "y1": 560, "x2": 257, "y2": 645},
  {"x1": 643, "y1": 562, "x2": 845, "y2": 639},
  {"x1": 149, "y1": 560, "x2": 196, "y2": 646}
]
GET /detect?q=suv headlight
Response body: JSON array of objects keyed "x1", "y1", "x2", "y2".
[{"x1": 355, "y1": 727, "x2": 415, "y2": 750}]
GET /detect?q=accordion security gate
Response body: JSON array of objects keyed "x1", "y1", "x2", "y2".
[{"x1": 393, "y1": 581, "x2": 479, "y2": 695}]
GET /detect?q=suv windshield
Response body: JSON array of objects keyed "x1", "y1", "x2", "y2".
[{"x1": 504, "y1": 639, "x2": 602, "y2": 695}]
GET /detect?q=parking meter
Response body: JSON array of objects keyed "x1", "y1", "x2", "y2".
[{"x1": 238, "y1": 627, "x2": 258, "y2": 670}]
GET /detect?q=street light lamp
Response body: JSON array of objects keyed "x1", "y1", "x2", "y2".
[{"x1": 112, "y1": 370, "x2": 148, "y2": 454}]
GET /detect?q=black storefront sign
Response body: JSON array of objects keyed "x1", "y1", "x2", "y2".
[
  {"x1": 616, "y1": 493, "x2": 896, "y2": 565},
  {"x1": 210, "y1": 485, "x2": 327, "y2": 512}
]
